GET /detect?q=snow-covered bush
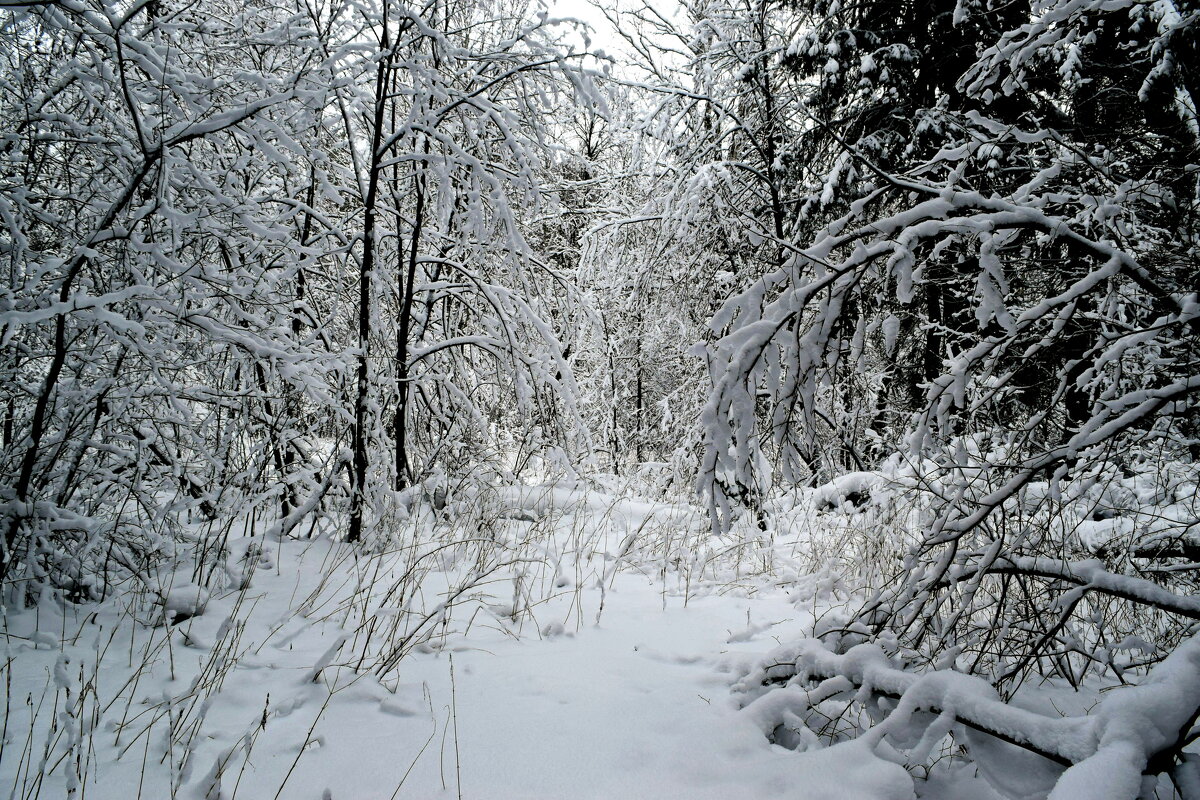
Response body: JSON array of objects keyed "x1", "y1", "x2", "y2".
[{"x1": 681, "y1": 0, "x2": 1200, "y2": 794}]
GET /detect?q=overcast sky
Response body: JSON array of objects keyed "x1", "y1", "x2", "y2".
[{"x1": 546, "y1": 0, "x2": 620, "y2": 54}]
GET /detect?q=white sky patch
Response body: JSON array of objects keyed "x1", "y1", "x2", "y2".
[
  {"x1": 543, "y1": 0, "x2": 687, "y2": 66},
  {"x1": 545, "y1": 0, "x2": 620, "y2": 55}
]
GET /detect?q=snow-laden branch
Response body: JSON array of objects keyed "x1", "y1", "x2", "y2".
[
  {"x1": 934, "y1": 556, "x2": 1200, "y2": 620},
  {"x1": 741, "y1": 632, "x2": 1200, "y2": 798}
]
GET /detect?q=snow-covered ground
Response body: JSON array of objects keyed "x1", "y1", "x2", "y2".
[
  {"x1": 10, "y1": 470, "x2": 1188, "y2": 800},
  {"x1": 1, "y1": 483, "x2": 938, "y2": 800}
]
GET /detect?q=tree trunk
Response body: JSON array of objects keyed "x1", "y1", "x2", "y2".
[{"x1": 348, "y1": 21, "x2": 393, "y2": 545}]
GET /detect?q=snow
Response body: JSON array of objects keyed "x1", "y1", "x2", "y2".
[
  {"x1": 962, "y1": 727, "x2": 1064, "y2": 800},
  {"x1": 14, "y1": 471, "x2": 1193, "y2": 799},
  {"x1": 0, "y1": 486, "x2": 927, "y2": 800},
  {"x1": 6, "y1": 479, "x2": 1199, "y2": 799},
  {"x1": 810, "y1": 471, "x2": 885, "y2": 510},
  {"x1": 157, "y1": 582, "x2": 210, "y2": 624},
  {"x1": 315, "y1": 586, "x2": 895, "y2": 800}
]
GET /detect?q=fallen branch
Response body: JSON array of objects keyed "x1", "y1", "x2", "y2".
[{"x1": 740, "y1": 633, "x2": 1200, "y2": 797}]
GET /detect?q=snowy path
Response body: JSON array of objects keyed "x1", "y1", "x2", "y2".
[
  {"x1": 2, "y1": 537, "x2": 915, "y2": 800},
  {"x1": 247, "y1": 568, "x2": 915, "y2": 799},
  {"x1": 3, "y1": 511, "x2": 970, "y2": 800},
  {"x1": 304, "y1": 582, "x2": 817, "y2": 799}
]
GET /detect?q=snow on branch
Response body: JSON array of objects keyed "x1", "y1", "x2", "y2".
[{"x1": 740, "y1": 631, "x2": 1200, "y2": 798}]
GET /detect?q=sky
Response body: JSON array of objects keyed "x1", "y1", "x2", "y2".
[
  {"x1": 546, "y1": 0, "x2": 622, "y2": 54},
  {"x1": 543, "y1": 0, "x2": 690, "y2": 75}
]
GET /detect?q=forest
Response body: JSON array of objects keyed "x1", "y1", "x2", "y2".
[{"x1": 1, "y1": 0, "x2": 1198, "y2": 797}]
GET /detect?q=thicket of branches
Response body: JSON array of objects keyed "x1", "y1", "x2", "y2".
[
  {"x1": 0, "y1": 0, "x2": 599, "y2": 596},
  {"x1": 3, "y1": 0, "x2": 1199, "y2": 795},
  {"x1": 594, "y1": 0, "x2": 1199, "y2": 793}
]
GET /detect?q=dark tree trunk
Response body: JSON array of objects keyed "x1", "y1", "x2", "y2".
[
  {"x1": 394, "y1": 162, "x2": 425, "y2": 491},
  {"x1": 348, "y1": 23, "x2": 393, "y2": 545}
]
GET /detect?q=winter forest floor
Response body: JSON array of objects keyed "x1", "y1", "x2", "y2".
[{"x1": 2, "y1": 480, "x2": 1022, "y2": 800}]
